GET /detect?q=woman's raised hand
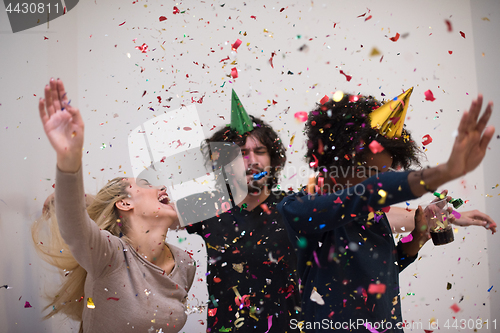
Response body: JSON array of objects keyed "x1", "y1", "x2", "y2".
[{"x1": 38, "y1": 78, "x2": 84, "y2": 173}]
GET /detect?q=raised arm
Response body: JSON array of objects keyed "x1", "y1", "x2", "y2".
[
  {"x1": 39, "y1": 78, "x2": 119, "y2": 276},
  {"x1": 407, "y1": 95, "x2": 494, "y2": 196}
]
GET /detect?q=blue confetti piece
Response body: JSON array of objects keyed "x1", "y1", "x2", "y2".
[{"x1": 488, "y1": 285, "x2": 493, "y2": 292}]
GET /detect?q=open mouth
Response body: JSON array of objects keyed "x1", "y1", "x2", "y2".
[
  {"x1": 158, "y1": 193, "x2": 170, "y2": 205},
  {"x1": 246, "y1": 168, "x2": 263, "y2": 176}
]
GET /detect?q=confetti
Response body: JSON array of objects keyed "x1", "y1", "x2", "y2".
[
  {"x1": 119, "y1": 21, "x2": 126, "y2": 26},
  {"x1": 159, "y1": 16, "x2": 167, "y2": 22},
  {"x1": 364, "y1": 322, "x2": 381, "y2": 333},
  {"x1": 369, "y1": 48, "x2": 381, "y2": 56},
  {"x1": 320, "y1": 95, "x2": 329, "y2": 105},
  {"x1": 260, "y1": 203, "x2": 271, "y2": 215},
  {"x1": 488, "y1": 285, "x2": 493, "y2": 292},
  {"x1": 400, "y1": 234, "x2": 413, "y2": 243},
  {"x1": 339, "y1": 70, "x2": 352, "y2": 82},
  {"x1": 368, "y1": 140, "x2": 384, "y2": 154},
  {"x1": 231, "y1": 39, "x2": 242, "y2": 51},
  {"x1": 135, "y1": 43, "x2": 148, "y2": 53},
  {"x1": 445, "y1": 19, "x2": 453, "y2": 32},
  {"x1": 230, "y1": 67, "x2": 238, "y2": 78},
  {"x1": 459, "y1": 31, "x2": 466, "y2": 38},
  {"x1": 309, "y1": 154, "x2": 319, "y2": 168},
  {"x1": 424, "y1": 90, "x2": 436, "y2": 101},
  {"x1": 87, "y1": 297, "x2": 95, "y2": 309},
  {"x1": 264, "y1": 315, "x2": 273, "y2": 333},
  {"x1": 24, "y1": 301, "x2": 32, "y2": 308},
  {"x1": 310, "y1": 288, "x2": 325, "y2": 305},
  {"x1": 172, "y1": 6, "x2": 180, "y2": 14},
  {"x1": 368, "y1": 283, "x2": 386, "y2": 294},
  {"x1": 450, "y1": 303, "x2": 460, "y2": 313},
  {"x1": 294, "y1": 111, "x2": 308, "y2": 122},
  {"x1": 333, "y1": 90, "x2": 344, "y2": 102},
  {"x1": 378, "y1": 189, "x2": 387, "y2": 205},
  {"x1": 422, "y1": 134, "x2": 433, "y2": 146},
  {"x1": 389, "y1": 32, "x2": 400, "y2": 42},
  {"x1": 447, "y1": 282, "x2": 452, "y2": 290},
  {"x1": 269, "y1": 52, "x2": 276, "y2": 68}
]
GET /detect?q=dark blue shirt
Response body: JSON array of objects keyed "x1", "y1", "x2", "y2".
[{"x1": 278, "y1": 171, "x2": 418, "y2": 332}]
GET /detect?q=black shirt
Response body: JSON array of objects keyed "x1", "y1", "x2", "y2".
[{"x1": 185, "y1": 190, "x2": 301, "y2": 332}]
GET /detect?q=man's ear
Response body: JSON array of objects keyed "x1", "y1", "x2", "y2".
[{"x1": 116, "y1": 199, "x2": 133, "y2": 212}]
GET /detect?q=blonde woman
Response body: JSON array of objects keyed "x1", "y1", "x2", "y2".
[{"x1": 34, "y1": 78, "x2": 195, "y2": 332}]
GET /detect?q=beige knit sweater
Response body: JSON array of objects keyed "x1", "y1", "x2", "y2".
[{"x1": 55, "y1": 167, "x2": 196, "y2": 332}]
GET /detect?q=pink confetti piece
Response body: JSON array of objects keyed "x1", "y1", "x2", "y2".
[
  {"x1": 250, "y1": 15, "x2": 257, "y2": 19},
  {"x1": 339, "y1": 69, "x2": 352, "y2": 81},
  {"x1": 313, "y1": 250, "x2": 321, "y2": 267},
  {"x1": 264, "y1": 315, "x2": 273, "y2": 333},
  {"x1": 450, "y1": 303, "x2": 461, "y2": 313},
  {"x1": 159, "y1": 16, "x2": 167, "y2": 22},
  {"x1": 107, "y1": 297, "x2": 120, "y2": 301},
  {"x1": 460, "y1": 31, "x2": 466, "y2": 38},
  {"x1": 389, "y1": 32, "x2": 400, "y2": 42},
  {"x1": 422, "y1": 134, "x2": 433, "y2": 146},
  {"x1": 230, "y1": 67, "x2": 238, "y2": 78},
  {"x1": 364, "y1": 322, "x2": 383, "y2": 333},
  {"x1": 368, "y1": 140, "x2": 384, "y2": 154},
  {"x1": 365, "y1": 15, "x2": 372, "y2": 21},
  {"x1": 294, "y1": 111, "x2": 308, "y2": 122},
  {"x1": 448, "y1": 50, "x2": 453, "y2": 54},
  {"x1": 119, "y1": 21, "x2": 126, "y2": 26},
  {"x1": 24, "y1": 301, "x2": 32, "y2": 308},
  {"x1": 451, "y1": 210, "x2": 461, "y2": 219},
  {"x1": 424, "y1": 89, "x2": 436, "y2": 101},
  {"x1": 368, "y1": 283, "x2": 387, "y2": 294},
  {"x1": 401, "y1": 234, "x2": 413, "y2": 243},
  {"x1": 445, "y1": 19, "x2": 453, "y2": 32},
  {"x1": 173, "y1": 6, "x2": 180, "y2": 14},
  {"x1": 334, "y1": 197, "x2": 343, "y2": 204},
  {"x1": 231, "y1": 39, "x2": 242, "y2": 51}
]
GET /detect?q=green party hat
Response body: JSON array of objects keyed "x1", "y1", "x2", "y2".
[{"x1": 230, "y1": 89, "x2": 254, "y2": 134}]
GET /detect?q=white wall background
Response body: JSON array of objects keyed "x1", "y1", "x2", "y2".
[{"x1": 0, "y1": 0, "x2": 498, "y2": 332}]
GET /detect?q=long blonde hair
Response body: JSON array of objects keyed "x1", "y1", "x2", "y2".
[{"x1": 32, "y1": 177, "x2": 131, "y2": 324}]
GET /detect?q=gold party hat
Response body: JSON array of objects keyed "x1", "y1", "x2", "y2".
[{"x1": 370, "y1": 87, "x2": 413, "y2": 138}]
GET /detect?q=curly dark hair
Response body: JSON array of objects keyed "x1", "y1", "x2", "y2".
[
  {"x1": 203, "y1": 115, "x2": 286, "y2": 188},
  {"x1": 304, "y1": 93, "x2": 423, "y2": 172}
]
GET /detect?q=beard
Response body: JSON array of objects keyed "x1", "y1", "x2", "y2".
[{"x1": 247, "y1": 175, "x2": 269, "y2": 195}]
